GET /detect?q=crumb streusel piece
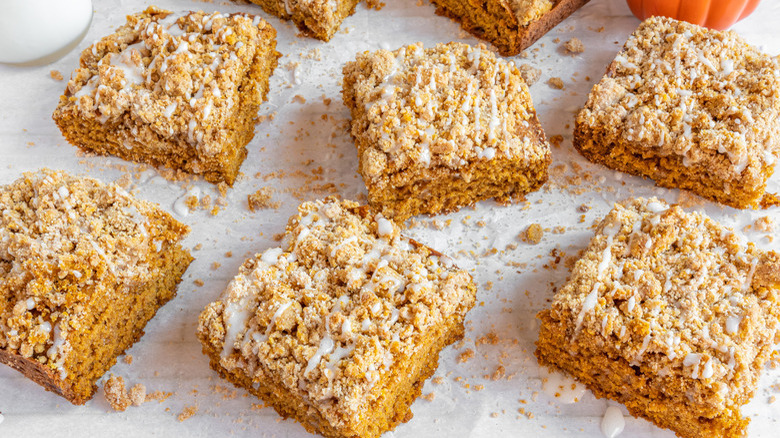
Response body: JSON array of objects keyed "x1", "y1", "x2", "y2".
[
  {"x1": 536, "y1": 197, "x2": 780, "y2": 438},
  {"x1": 242, "y1": 0, "x2": 360, "y2": 41},
  {"x1": 575, "y1": 17, "x2": 780, "y2": 209},
  {"x1": 53, "y1": 6, "x2": 281, "y2": 185},
  {"x1": 430, "y1": 0, "x2": 592, "y2": 56},
  {"x1": 198, "y1": 197, "x2": 476, "y2": 438},
  {"x1": 0, "y1": 169, "x2": 192, "y2": 404},
  {"x1": 342, "y1": 42, "x2": 551, "y2": 221}
]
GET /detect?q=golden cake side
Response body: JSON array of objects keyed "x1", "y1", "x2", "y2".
[
  {"x1": 430, "y1": 0, "x2": 592, "y2": 56},
  {"x1": 244, "y1": 0, "x2": 360, "y2": 41}
]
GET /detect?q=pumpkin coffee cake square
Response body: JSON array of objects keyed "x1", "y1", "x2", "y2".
[
  {"x1": 575, "y1": 17, "x2": 780, "y2": 209},
  {"x1": 198, "y1": 197, "x2": 476, "y2": 438},
  {"x1": 53, "y1": 7, "x2": 280, "y2": 185},
  {"x1": 342, "y1": 42, "x2": 551, "y2": 222},
  {"x1": 536, "y1": 197, "x2": 780, "y2": 438},
  {"x1": 0, "y1": 169, "x2": 192, "y2": 405}
]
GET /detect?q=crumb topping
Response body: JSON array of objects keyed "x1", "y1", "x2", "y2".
[
  {"x1": 0, "y1": 169, "x2": 188, "y2": 379},
  {"x1": 270, "y1": 0, "x2": 342, "y2": 24},
  {"x1": 61, "y1": 6, "x2": 273, "y2": 155},
  {"x1": 557, "y1": 197, "x2": 780, "y2": 409},
  {"x1": 344, "y1": 42, "x2": 548, "y2": 186},
  {"x1": 508, "y1": 0, "x2": 554, "y2": 27},
  {"x1": 578, "y1": 17, "x2": 780, "y2": 182},
  {"x1": 104, "y1": 374, "x2": 131, "y2": 411},
  {"x1": 198, "y1": 197, "x2": 475, "y2": 428}
]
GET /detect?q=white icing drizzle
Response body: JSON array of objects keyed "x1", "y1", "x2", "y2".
[
  {"x1": 220, "y1": 290, "x2": 253, "y2": 358},
  {"x1": 305, "y1": 336, "x2": 335, "y2": 376},
  {"x1": 741, "y1": 257, "x2": 758, "y2": 293},
  {"x1": 597, "y1": 222, "x2": 621, "y2": 277},
  {"x1": 46, "y1": 323, "x2": 68, "y2": 379},
  {"x1": 305, "y1": 295, "x2": 351, "y2": 378},
  {"x1": 172, "y1": 186, "x2": 200, "y2": 217},
  {"x1": 632, "y1": 333, "x2": 652, "y2": 365},
  {"x1": 601, "y1": 406, "x2": 625, "y2": 438},
  {"x1": 261, "y1": 247, "x2": 284, "y2": 266},
  {"x1": 725, "y1": 314, "x2": 742, "y2": 335},
  {"x1": 253, "y1": 301, "x2": 293, "y2": 345},
  {"x1": 575, "y1": 283, "x2": 600, "y2": 331},
  {"x1": 626, "y1": 296, "x2": 635, "y2": 313},
  {"x1": 645, "y1": 201, "x2": 667, "y2": 214},
  {"x1": 683, "y1": 352, "x2": 701, "y2": 366},
  {"x1": 375, "y1": 214, "x2": 394, "y2": 238},
  {"x1": 700, "y1": 357, "x2": 714, "y2": 379}
]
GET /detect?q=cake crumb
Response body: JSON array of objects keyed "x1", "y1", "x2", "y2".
[
  {"x1": 50, "y1": 70, "x2": 64, "y2": 81},
  {"x1": 292, "y1": 94, "x2": 306, "y2": 104},
  {"x1": 177, "y1": 405, "x2": 198, "y2": 422},
  {"x1": 146, "y1": 390, "x2": 173, "y2": 403},
  {"x1": 458, "y1": 348, "x2": 475, "y2": 363},
  {"x1": 194, "y1": 279, "x2": 205, "y2": 287},
  {"x1": 104, "y1": 375, "x2": 131, "y2": 412},
  {"x1": 522, "y1": 224, "x2": 544, "y2": 244},
  {"x1": 490, "y1": 365, "x2": 506, "y2": 380},
  {"x1": 754, "y1": 216, "x2": 774, "y2": 233},
  {"x1": 518, "y1": 64, "x2": 542, "y2": 86},
  {"x1": 547, "y1": 77, "x2": 565, "y2": 89},
  {"x1": 549, "y1": 135, "x2": 564, "y2": 148},
  {"x1": 248, "y1": 187, "x2": 280, "y2": 211},
  {"x1": 421, "y1": 392, "x2": 435, "y2": 401},
  {"x1": 564, "y1": 38, "x2": 585, "y2": 54},
  {"x1": 123, "y1": 354, "x2": 133, "y2": 365},
  {"x1": 366, "y1": 0, "x2": 386, "y2": 10},
  {"x1": 129, "y1": 384, "x2": 146, "y2": 407}
]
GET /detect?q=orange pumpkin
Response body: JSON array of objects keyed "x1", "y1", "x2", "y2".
[{"x1": 626, "y1": 0, "x2": 761, "y2": 30}]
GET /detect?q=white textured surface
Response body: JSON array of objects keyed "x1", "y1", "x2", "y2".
[{"x1": 1, "y1": 0, "x2": 779, "y2": 437}]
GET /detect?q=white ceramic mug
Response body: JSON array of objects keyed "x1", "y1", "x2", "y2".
[{"x1": 0, "y1": 0, "x2": 93, "y2": 66}]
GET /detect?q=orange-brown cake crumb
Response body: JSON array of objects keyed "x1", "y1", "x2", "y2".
[
  {"x1": 343, "y1": 42, "x2": 551, "y2": 221},
  {"x1": 575, "y1": 17, "x2": 780, "y2": 209},
  {"x1": 247, "y1": 187, "x2": 279, "y2": 211},
  {"x1": 177, "y1": 405, "x2": 198, "y2": 422},
  {"x1": 536, "y1": 197, "x2": 780, "y2": 438},
  {"x1": 523, "y1": 223, "x2": 544, "y2": 244},
  {"x1": 52, "y1": 6, "x2": 281, "y2": 185},
  {"x1": 564, "y1": 37, "x2": 584, "y2": 54},
  {"x1": 104, "y1": 375, "x2": 131, "y2": 412},
  {"x1": 242, "y1": 0, "x2": 359, "y2": 41},
  {"x1": 0, "y1": 169, "x2": 192, "y2": 405},
  {"x1": 429, "y1": 0, "x2": 591, "y2": 56},
  {"x1": 129, "y1": 383, "x2": 146, "y2": 406},
  {"x1": 198, "y1": 197, "x2": 476, "y2": 438},
  {"x1": 518, "y1": 63, "x2": 542, "y2": 85},
  {"x1": 547, "y1": 77, "x2": 564, "y2": 89}
]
